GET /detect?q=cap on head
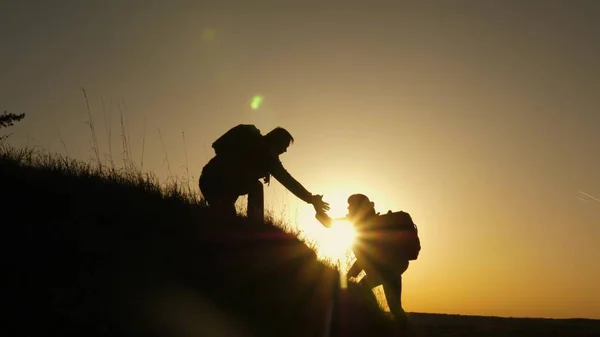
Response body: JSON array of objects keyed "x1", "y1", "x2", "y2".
[
  {"x1": 347, "y1": 194, "x2": 376, "y2": 222},
  {"x1": 347, "y1": 194, "x2": 372, "y2": 208}
]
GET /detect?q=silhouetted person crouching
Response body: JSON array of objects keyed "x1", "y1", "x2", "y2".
[
  {"x1": 200, "y1": 124, "x2": 330, "y2": 222},
  {"x1": 316, "y1": 194, "x2": 421, "y2": 327}
]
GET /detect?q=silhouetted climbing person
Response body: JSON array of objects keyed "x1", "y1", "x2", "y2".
[
  {"x1": 199, "y1": 124, "x2": 330, "y2": 222},
  {"x1": 315, "y1": 194, "x2": 421, "y2": 328}
]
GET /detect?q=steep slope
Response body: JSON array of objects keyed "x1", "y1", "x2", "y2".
[{"x1": 1, "y1": 148, "x2": 398, "y2": 337}]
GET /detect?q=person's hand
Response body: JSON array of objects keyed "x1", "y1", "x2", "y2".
[{"x1": 310, "y1": 194, "x2": 330, "y2": 213}]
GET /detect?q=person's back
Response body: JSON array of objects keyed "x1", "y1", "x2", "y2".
[
  {"x1": 209, "y1": 124, "x2": 275, "y2": 182},
  {"x1": 349, "y1": 212, "x2": 408, "y2": 280},
  {"x1": 212, "y1": 124, "x2": 262, "y2": 155},
  {"x1": 358, "y1": 210, "x2": 420, "y2": 274}
]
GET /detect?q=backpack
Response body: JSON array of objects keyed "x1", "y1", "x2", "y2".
[
  {"x1": 375, "y1": 210, "x2": 421, "y2": 261},
  {"x1": 211, "y1": 124, "x2": 272, "y2": 183},
  {"x1": 212, "y1": 124, "x2": 263, "y2": 156}
]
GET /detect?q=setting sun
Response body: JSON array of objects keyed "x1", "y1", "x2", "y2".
[
  {"x1": 292, "y1": 192, "x2": 360, "y2": 264},
  {"x1": 317, "y1": 219, "x2": 356, "y2": 261}
]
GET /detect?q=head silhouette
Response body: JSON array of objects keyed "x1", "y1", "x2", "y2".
[
  {"x1": 347, "y1": 194, "x2": 376, "y2": 224},
  {"x1": 264, "y1": 127, "x2": 294, "y2": 155}
]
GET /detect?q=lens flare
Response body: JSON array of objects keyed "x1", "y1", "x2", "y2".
[{"x1": 250, "y1": 95, "x2": 264, "y2": 110}]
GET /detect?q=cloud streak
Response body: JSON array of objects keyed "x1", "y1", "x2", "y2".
[{"x1": 579, "y1": 190, "x2": 600, "y2": 203}]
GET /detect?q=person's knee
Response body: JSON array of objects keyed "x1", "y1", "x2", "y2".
[
  {"x1": 359, "y1": 274, "x2": 382, "y2": 290},
  {"x1": 199, "y1": 171, "x2": 217, "y2": 200},
  {"x1": 384, "y1": 284, "x2": 401, "y2": 301}
]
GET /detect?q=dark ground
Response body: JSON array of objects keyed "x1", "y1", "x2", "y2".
[{"x1": 406, "y1": 312, "x2": 600, "y2": 337}]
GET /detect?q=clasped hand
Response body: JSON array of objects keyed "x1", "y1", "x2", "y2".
[{"x1": 310, "y1": 194, "x2": 330, "y2": 213}]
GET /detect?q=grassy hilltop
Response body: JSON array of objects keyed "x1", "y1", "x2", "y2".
[
  {"x1": 1, "y1": 145, "x2": 397, "y2": 337},
  {"x1": 4, "y1": 144, "x2": 600, "y2": 337}
]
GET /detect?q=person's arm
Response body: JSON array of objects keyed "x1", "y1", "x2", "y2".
[
  {"x1": 315, "y1": 211, "x2": 333, "y2": 228},
  {"x1": 266, "y1": 156, "x2": 330, "y2": 213},
  {"x1": 268, "y1": 159, "x2": 313, "y2": 203}
]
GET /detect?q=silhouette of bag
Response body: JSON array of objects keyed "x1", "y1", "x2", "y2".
[
  {"x1": 211, "y1": 124, "x2": 271, "y2": 184},
  {"x1": 212, "y1": 124, "x2": 263, "y2": 156},
  {"x1": 374, "y1": 210, "x2": 421, "y2": 261}
]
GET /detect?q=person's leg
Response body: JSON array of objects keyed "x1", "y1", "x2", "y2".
[
  {"x1": 358, "y1": 273, "x2": 382, "y2": 289},
  {"x1": 356, "y1": 268, "x2": 386, "y2": 313},
  {"x1": 199, "y1": 170, "x2": 238, "y2": 218},
  {"x1": 382, "y1": 276, "x2": 406, "y2": 322},
  {"x1": 212, "y1": 197, "x2": 238, "y2": 219},
  {"x1": 355, "y1": 274, "x2": 382, "y2": 311},
  {"x1": 382, "y1": 261, "x2": 409, "y2": 324},
  {"x1": 247, "y1": 180, "x2": 264, "y2": 222}
]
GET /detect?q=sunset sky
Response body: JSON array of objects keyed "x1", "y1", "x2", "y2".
[{"x1": 1, "y1": 1, "x2": 599, "y2": 319}]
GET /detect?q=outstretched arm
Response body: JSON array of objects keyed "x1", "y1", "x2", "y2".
[
  {"x1": 315, "y1": 211, "x2": 333, "y2": 228},
  {"x1": 269, "y1": 160, "x2": 329, "y2": 212},
  {"x1": 270, "y1": 160, "x2": 313, "y2": 203}
]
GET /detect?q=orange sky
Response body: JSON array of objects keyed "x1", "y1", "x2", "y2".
[{"x1": 2, "y1": 2, "x2": 599, "y2": 319}]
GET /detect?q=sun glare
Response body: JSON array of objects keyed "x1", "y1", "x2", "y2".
[
  {"x1": 316, "y1": 219, "x2": 356, "y2": 261},
  {"x1": 294, "y1": 190, "x2": 362, "y2": 267}
]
